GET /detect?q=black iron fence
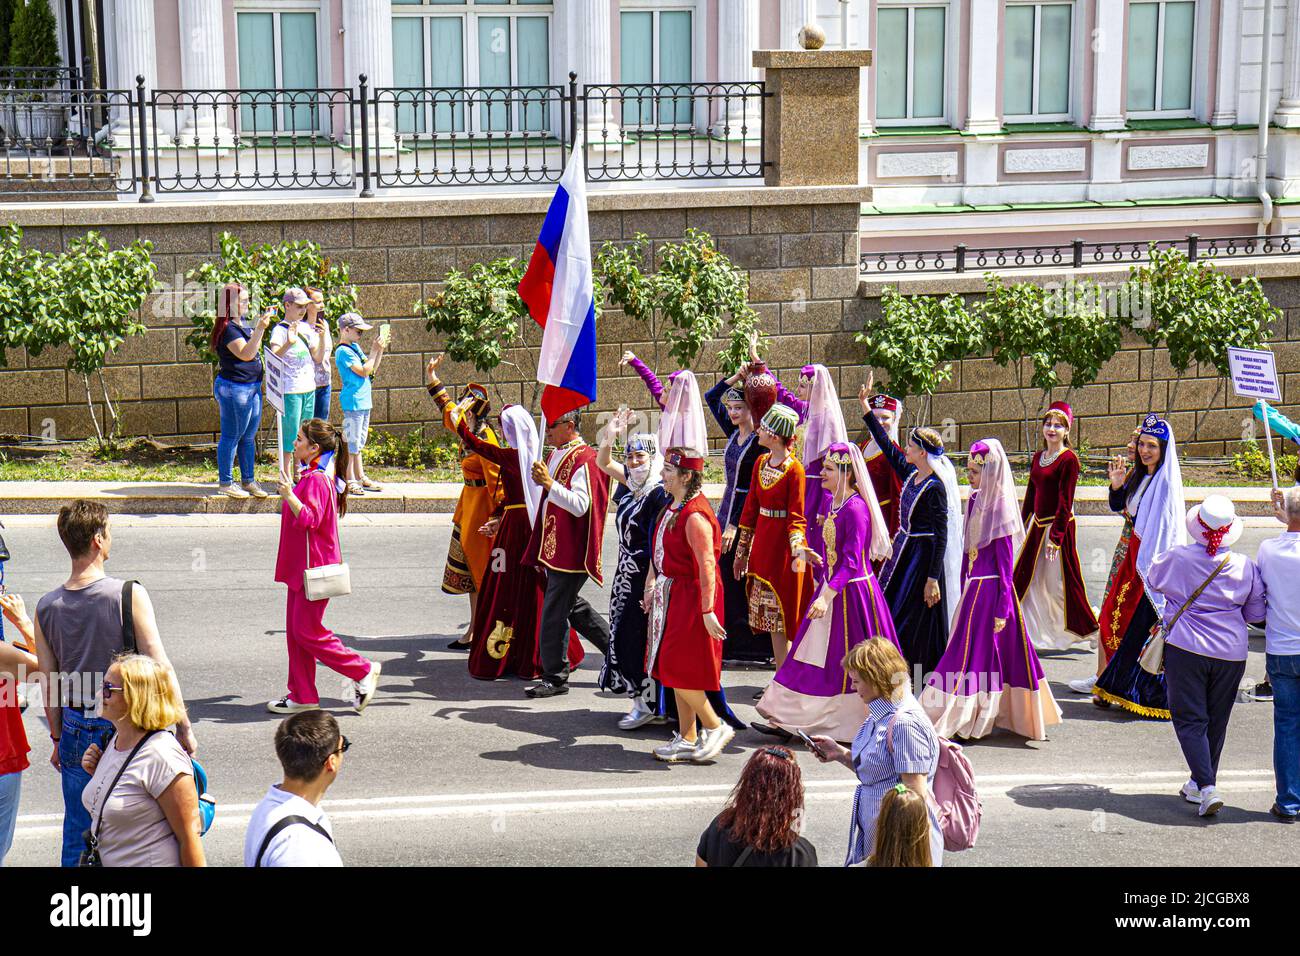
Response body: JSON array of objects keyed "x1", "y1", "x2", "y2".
[
  {"x1": 860, "y1": 233, "x2": 1300, "y2": 275},
  {"x1": 0, "y1": 72, "x2": 769, "y2": 202}
]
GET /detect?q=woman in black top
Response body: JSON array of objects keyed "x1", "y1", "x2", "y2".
[
  {"x1": 212, "y1": 281, "x2": 272, "y2": 499},
  {"x1": 705, "y1": 374, "x2": 769, "y2": 664},
  {"x1": 696, "y1": 746, "x2": 818, "y2": 867}
]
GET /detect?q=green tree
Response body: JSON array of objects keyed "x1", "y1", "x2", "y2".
[
  {"x1": 595, "y1": 228, "x2": 764, "y2": 374},
  {"x1": 7, "y1": 0, "x2": 59, "y2": 78},
  {"x1": 976, "y1": 275, "x2": 1055, "y2": 450},
  {"x1": 855, "y1": 286, "x2": 984, "y2": 425},
  {"x1": 0, "y1": 222, "x2": 46, "y2": 368},
  {"x1": 0, "y1": 0, "x2": 19, "y2": 65},
  {"x1": 185, "y1": 231, "x2": 358, "y2": 366},
  {"x1": 1124, "y1": 246, "x2": 1276, "y2": 441},
  {"x1": 416, "y1": 257, "x2": 531, "y2": 375}
]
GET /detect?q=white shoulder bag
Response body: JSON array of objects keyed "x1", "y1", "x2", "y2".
[{"x1": 303, "y1": 477, "x2": 351, "y2": 601}]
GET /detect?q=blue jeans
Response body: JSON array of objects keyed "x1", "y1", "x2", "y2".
[
  {"x1": 1267, "y1": 653, "x2": 1300, "y2": 816},
  {"x1": 314, "y1": 382, "x2": 332, "y2": 421},
  {"x1": 214, "y1": 376, "x2": 263, "y2": 485},
  {"x1": 0, "y1": 770, "x2": 20, "y2": 866},
  {"x1": 58, "y1": 709, "x2": 114, "y2": 867}
]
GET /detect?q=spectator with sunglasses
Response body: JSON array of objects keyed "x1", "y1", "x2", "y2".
[
  {"x1": 79, "y1": 655, "x2": 205, "y2": 867},
  {"x1": 695, "y1": 745, "x2": 818, "y2": 867},
  {"x1": 244, "y1": 711, "x2": 347, "y2": 867}
]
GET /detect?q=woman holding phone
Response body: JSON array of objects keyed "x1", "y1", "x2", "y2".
[
  {"x1": 211, "y1": 281, "x2": 272, "y2": 499},
  {"x1": 268, "y1": 288, "x2": 327, "y2": 476}
]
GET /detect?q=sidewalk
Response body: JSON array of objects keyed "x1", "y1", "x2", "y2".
[{"x1": 0, "y1": 481, "x2": 1282, "y2": 516}]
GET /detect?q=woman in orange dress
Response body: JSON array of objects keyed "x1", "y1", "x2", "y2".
[
  {"x1": 735, "y1": 404, "x2": 813, "y2": 682},
  {"x1": 427, "y1": 356, "x2": 504, "y2": 648}
]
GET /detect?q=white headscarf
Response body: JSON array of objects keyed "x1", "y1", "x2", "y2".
[
  {"x1": 964, "y1": 438, "x2": 1025, "y2": 556},
  {"x1": 657, "y1": 370, "x2": 709, "y2": 454},
  {"x1": 924, "y1": 444, "x2": 964, "y2": 627},
  {"x1": 841, "y1": 442, "x2": 893, "y2": 563},
  {"x1": 624, "y1": 431, "x2": 665, "y2": 500},
  {"x1": 802, "y1": 364, "x2": 848, "y2": 465},
  {"x1": 501, "y1": 405, "x2": 542, "y2": 525},
  {"x1": 1133, "y1": 419, "x2": 1187, "y2": 617}
]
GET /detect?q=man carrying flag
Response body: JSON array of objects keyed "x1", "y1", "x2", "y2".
[{"x1": 518, "y1": 139, "x2": 612, "y2": 700}]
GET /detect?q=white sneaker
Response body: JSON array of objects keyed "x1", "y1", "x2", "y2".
[
  {"x1": 653, "y1": 733, "x2": 698, "y2": 762},
  {"x1": 267, "y1": 696, "x2": 319, "y2": 715},
  {"x1": 218, "y1": 483, "x2": 250, "y2": 499},
  {"x1": 1198, "y1": 786, "x2": 1225, "y2": 817},
  {"x1": 1180, "y1": 779, "x2": 1202, "y2": 804},
  {"x1": 692, "y1": 723, "x2": 737, "y2": 763},
  {"x1": 1068, "y1": 675, "x2": 1097, "y2": 695},
  {"x1": 618, "y1": 701, "x2": 657, "y2": 730},
  {"x1": 242, "y1": 481, "x2": 270, "y2": 499},
  {"x1": 353, "y1": 660, "x2": 382, "y2": 713}
]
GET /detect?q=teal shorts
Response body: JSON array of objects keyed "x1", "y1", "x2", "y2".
[{"x1": 280, "y1": 391, "x2": 315, "y2": 452}]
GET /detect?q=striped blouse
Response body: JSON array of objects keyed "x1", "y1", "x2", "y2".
[{"x1": 846, "y1": 692, "x2": 944, "y2": 866}]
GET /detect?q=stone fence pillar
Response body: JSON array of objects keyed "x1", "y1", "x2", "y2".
[{"x1": 752, "y1": 49, "x2": 873, "y2": 187}]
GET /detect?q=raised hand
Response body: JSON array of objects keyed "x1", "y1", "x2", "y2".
[
  {"x1": 620, "y1": 350, "x2": 636, "y2": 367},
  {"x1": 1108, "y1": 455, "x2": 1128, "y2": 489},
  {"x1": 426, "y1": 354, "x2": 444, "y2": 387}
]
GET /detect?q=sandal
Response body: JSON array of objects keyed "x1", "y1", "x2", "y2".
[
  {"x1": 346, "y1": 480, "x2": 365, "y2": 495},
  {"x1": 362, "y1": 479, "x2": 385, "y2": 492}
]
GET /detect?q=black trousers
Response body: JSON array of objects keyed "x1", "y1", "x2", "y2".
[
  {"x1": 539, "y1": 569, "x2": 611, "y2": 685},
  {"x1": 1164, "y1": 643, "x2": 1246, "y2": 790}
]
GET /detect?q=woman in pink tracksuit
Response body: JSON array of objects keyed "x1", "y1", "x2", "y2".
[{"x1": 271, "y1": 417, "x2": 381, "y2": 715}]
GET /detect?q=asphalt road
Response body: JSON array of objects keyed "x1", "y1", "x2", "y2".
[{"x1": 1, "y1": 513, "x2": 1294, "y2": 867}]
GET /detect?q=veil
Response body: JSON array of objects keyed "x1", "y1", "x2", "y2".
[
  {"x1": 964, "y1": 438, "x2": 1025, "y2": 555},
  {"x1": 657, "y1": 370, "x2": 709, "y2": 454},
  {"x1": 928, "y1": 449, "x2": 964, "y2": 626},
  {"x1": 802, "y1": 364, "x2": 848, "y2": 464},
  {"x1": 845, "y1": 443, "x2": 893, "y2": 562},
  {"x1": 501, "y1": 405, "x2": 542, "y2": 525},
  {"x1": 1133, "y1": 421, "x2": 1187, "y2": 617}
]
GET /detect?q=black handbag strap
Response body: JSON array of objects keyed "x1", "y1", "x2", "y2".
[
  {"x1": 255, "y1": 814, "x2": 334, "y2": 867},
  {"x1": 732, "y1": 845, "x2": 756, "y2": 867},
  {"x1": 88, "y1": 730, "x2": 160, "y2": 848},
  {"x1": 121, "y1": 579, "x2": 138, "y2": 654}
]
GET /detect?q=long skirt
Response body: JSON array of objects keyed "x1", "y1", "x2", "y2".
[
  {"x1": 758, "y1": 575, "x2": 899, "y2": 743},
  {"x1": 1017, "y1": 526, "x2": 1097, "y2": 652},
  {"x1": 599, "y1": 550, "x2": 654, "y2": 707},
  {"x1": 720, "y1": 545, "x2": 770, "y2": 663},
  {"x1": 1094, "y1": 592, "x2": 1169, "y2": 719},
  {"x1": 920, "y1": 577, "x2": 1063, "y2": 740},
  {"x1": 879, "y1": 535, "x2": 949, "y2": 681}
]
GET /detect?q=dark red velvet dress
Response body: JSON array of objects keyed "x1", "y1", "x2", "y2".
[
  {"x1": 1012, "y1": 449, "x2": 1099, "y2": 647},
  {"x1": 651, "y1": 494, "x2": 725, "y2": 691}
]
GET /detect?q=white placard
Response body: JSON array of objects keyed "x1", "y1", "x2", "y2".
[
  {"x1": 1227, "y1": 347, "x2": 1282, "y2": 403},
  {"x1": 263, "y1": 348, "x2": 288, "y2": 416}
]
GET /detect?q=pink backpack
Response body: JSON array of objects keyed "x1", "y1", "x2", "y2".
[{"x1": 888, "y1": 715, "x2": 982, "y2": 852}]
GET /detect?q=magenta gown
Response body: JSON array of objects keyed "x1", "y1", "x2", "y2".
[
  {"x1": 757, "y1": 492, "x2": 899, "y2": 742},
  {"x1": 920, "y1": 532, "x2": 1062, "y2": 741}
]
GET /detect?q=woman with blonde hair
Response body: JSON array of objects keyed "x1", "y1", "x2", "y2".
[
  {"x1": 809, "y1": 637, "x2": 943, "y2": 866},
  {"x1": 80, "y1": 654, "x2": 205, "y2": 867},
  {"x1": 863, "y1": 784, "x2": 933, "y2": 867}
]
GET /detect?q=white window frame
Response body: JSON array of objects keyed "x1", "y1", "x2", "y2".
[
  {"x1": 1125, "y1": 0, "x2": 1198, "y2": 118},
  {"x1": 234, "y1": 1, "x2": 328, "y2": 135},
  {"x1": 391, "y1": 1, "x2": 555, "y2": 136},
  {"x1": 618, "y1": 0, "x2": 698, "y2": 131},
  {"x1": 874, "y1": 2, "x2": 952, "y2": 128},
  {"x1": 1002, "y1": 1, "x2": 1076, "y2": 123}
]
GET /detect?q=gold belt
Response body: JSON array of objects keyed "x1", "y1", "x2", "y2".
[
  {"x1": 464, "y1": 478, "x2": 486, "y2": 488},
  {"x1": 759, "y1": 507, "x2": 788, "y2": 518},
  {"x1": 503, "y1": 503, "x2": 526, "y2": 511}
]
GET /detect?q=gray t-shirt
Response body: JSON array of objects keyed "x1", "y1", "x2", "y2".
[{"x1": 35, "y1": 577, "x2": 129, "y2": 709}]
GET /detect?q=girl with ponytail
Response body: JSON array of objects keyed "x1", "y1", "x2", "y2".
[{"x1": 271, "y1": 418, "x2": 380, "y2": 715}]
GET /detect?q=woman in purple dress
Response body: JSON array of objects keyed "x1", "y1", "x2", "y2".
[
  {"x1": 921, "y1": 439, "x2": 1062, "y2": 741},
  {"x1": 752, "y1": 442, "x2": 899, "y2": 743}
]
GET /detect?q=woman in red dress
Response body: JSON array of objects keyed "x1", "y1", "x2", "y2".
[
  {"x1": 645, "y1": 448, "x2": 735, "y2": 764},
  {"x1": 735, "y1": 404, "x2": 813, "y2": 675},
  {"x1": 1014, "y1": 401, "x2": 1100, "y2": 652},
  {"x1": 857, "y1": 387, "x2": 904, "y2": 545}
]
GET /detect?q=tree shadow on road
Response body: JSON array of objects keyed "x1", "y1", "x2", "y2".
[{"x1": 1006, "y1": 783, "x2": 1276, "y2": 828}]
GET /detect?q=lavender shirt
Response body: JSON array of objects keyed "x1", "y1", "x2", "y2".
[{"x1": 1146, "y1": 543, "x2": 1266, "y2": 662}]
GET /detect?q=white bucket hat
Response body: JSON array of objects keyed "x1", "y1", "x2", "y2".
[{"x1": 1185, "y1": 494, "x2": 1244, "y2": 552}]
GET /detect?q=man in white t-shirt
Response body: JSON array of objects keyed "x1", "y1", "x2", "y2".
[{"x1": 244, "y1": 711, "x2": 346, "y2": 867}]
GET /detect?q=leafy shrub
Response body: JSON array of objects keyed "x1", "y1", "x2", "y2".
[
  {"x1": 1232, "y1": 440, "x2": 1298, "y2": 483},
  {"x1": 365, "y1": 429, "x2": 461, "y2": 471},
  {"x1": 416, "y1": 258, "x2": 530, "y2": 374}
]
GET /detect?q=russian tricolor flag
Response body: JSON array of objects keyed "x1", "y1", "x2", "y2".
[{"x1": 518, "y1": 138, "x2": 597, "y2": 424}]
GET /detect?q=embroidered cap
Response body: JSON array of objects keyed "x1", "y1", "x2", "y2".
[
  {"x1": 1045, "y1": 400, "x2": 1073, "y2": 428},
  {"x1": 869, "y1": 394, "x2": 901, "y2": 415},
  {"x1": 459, "y1": 383, "x2": 491, "y2": 416},
  {"x1": 968, "y1": 440, "x2": 991, "y2": 466},
  {"x1": 824, "y1": 441, "x2": 855, "y2": 467},
  {"x1": 625, "y1": 432, "x2": 657, "y2": 457},
  {"x1": 722, "y1": 385, "x2": 745, "y2": 405},
  {"x1": 760, "y1": 403, "x2": 799, "y2": 440},
  {"x1": 799, "y1": 365, "x2": 817, "y2": 382},
  {"x1": 1139, "y1": 413, "x2": 1171, "y2": 442}
]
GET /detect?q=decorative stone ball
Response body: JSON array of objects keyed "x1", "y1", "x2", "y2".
[{"x1": 798, "y1": 23, "x2": 826, "y2": 50}]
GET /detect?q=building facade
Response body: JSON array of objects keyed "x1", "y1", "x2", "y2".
[{"x1": 35, "y1": 0, "x2": 1300, "y2": 247}]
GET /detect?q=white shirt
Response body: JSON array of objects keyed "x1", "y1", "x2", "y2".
[
  {"x1": 243, "y1": 785, "x2": 342, "y2": 868},
  {"x1": 269, "y1": 324, "x2": 321, "y2": 395},
  {"x1": 543, "y1": 441, "x2": 590, "y2": 518},
  {"x1": 1258, "y1": 530, "x2": 1300, "y2": 657}
]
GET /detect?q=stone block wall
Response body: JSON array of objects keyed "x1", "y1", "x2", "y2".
[{"x1": 1, "y1": 188, "x2": 1299, "y2": 458}]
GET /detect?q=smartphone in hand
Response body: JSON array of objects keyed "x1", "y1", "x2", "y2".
[
  {"x1": 378, "y1": 323, "x2": 392, "y2": 348},
  {"x1": 795, "y1": 728, "x2": 823, "y2": 756}
]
